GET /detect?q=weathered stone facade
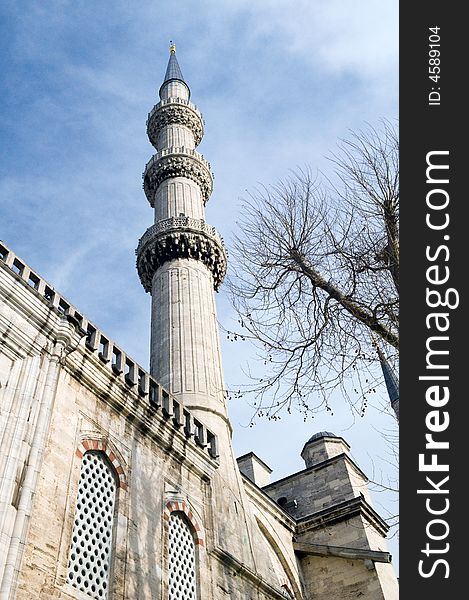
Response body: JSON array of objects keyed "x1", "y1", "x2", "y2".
[{"x1": 0, "y1": 46, "x2": 399, "y2": 599}]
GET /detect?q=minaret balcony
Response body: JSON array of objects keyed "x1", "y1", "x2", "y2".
[
  {"x1": 147, "y1": 98, "x2": 204, "y2": 147},
  {"x1": 143, "y1": 147, "x2": 213, "y2": 206},
  {"x1": 136, "y1": 217, "x2": 227, "y2": 292}
]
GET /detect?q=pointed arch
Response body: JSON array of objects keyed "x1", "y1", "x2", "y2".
[
  {"x1": 255, "y1": 516, "x2": 303, "y2": 599},
  {"x1": 76, "y1": 437, "x2": 127, "y2": 490},
  {"x1": 163, "y1": 500, "x2": 204, "y2": 547}
]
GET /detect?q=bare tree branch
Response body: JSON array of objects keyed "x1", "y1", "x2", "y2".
[{"x1": 227, "y1": 121, "x2": 399, "y2": 418}]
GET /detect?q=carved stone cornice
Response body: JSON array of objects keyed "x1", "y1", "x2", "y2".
[
  {"x1": 136, "y1": 217, "x2": 227, "y2": 291},
  {"x1": 147, "y1": 101, "x2": 204, "y2": 147},
  {"x1": 296, "y1": 496, "x2": 390, "y2": 538},
  {"x1": 143, "y1": 149, "x2": 213, "y2": 206}
]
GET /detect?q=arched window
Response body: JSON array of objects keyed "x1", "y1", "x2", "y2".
[
  {"x1": 168, "y1": 512, "x2": 198, "y2": 600},
  {"x1": 66, "y1": 451, "x2": 117, "y2": 599}
]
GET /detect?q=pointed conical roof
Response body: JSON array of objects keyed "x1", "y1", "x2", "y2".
[
  {"x1": 159, "y1": 43, "x2": 190, "y2": 99},
  {"x1": 163, "y1": 49, "x2": 185, "y2": 84}
]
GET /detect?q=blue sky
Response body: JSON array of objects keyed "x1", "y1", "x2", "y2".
[{"x1": 0, "y1": 0, "x2": 399, "y2": 568}]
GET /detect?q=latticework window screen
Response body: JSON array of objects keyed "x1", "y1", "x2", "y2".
[
  {"x1": 66, "y1": 451, "x2": 117, "y2": 599},
  {"x1": 168, "y1": 512, "x2": 198, "y2": 600}
]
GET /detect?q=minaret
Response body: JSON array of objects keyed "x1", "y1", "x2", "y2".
[
  {"x1": 373, "y1": 341, "x2": 399, "y2": 421},
  {"x1": 136, "y1": 44, "x2": 229, "y2": 442},
  {"x1": 377, "y1": 346, "x2": 399, "y2": 420}
]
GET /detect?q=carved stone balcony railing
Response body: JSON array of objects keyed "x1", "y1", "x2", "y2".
[
  {"x1": 147, "y1": 97, "x2": 203, "y2": 122},
  {"x1": 143, "y1": 147, "x2": 213, "y2": 206},
  {"x1": 136, "y1": 217, "x2": 227, "y2": 292},
  {"x1": 138, "y1": 216, "x2": 224, "y2": 248},
  {"x1": 147, "y1": 98, "x2": 204, "y2": 147}
]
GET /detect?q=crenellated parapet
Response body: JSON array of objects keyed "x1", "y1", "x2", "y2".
[
  {"x1": 136, "y1": 216, "x2": 227, "y2": 292},
  {"x1": 147, "y1": 98, "x2": 204, "y2": 148},
  {"x1": 0, "y1": 240, "x2": 220, "y2": 463},
  {"x1": 143, "y1": 148, "x2": 213, "y2": 206}
]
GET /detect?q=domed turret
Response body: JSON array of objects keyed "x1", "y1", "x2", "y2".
[{"x1": 300, "y1": 431, "x2": 350, "y2": 468}]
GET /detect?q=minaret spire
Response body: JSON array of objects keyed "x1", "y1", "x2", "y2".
[
  {"x1": 373, "y1": 340, "x2": 399, "y2": 420},
  {"x1": 136, "y1": 45, "x2": 228, "y2": 441},
  {"x1": 159, "y1": 41, "x2": 190, "y2": 100}
]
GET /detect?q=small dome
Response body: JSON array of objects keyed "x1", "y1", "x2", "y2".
[{"x1": 306, "y1": 431, "x2": 337, "y2": 443}]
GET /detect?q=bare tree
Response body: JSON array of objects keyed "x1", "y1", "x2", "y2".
[
  {"x1": 366, "y1": 422, "x2": 399, "y2": 534},
  {"x1": 227, "y1": 121, "x2": 399, "y2": 418}
]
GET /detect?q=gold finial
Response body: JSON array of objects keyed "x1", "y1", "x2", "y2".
[{"x1": 169, "y1": 41, "x2": 176, "y2": 54}]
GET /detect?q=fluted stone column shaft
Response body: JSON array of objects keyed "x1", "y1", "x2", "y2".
[
  {"x1": 154, "y1": 178, "x2": 204, "y2": 222},
  {"x1": 155, "y1": 125, "x2": 195, "y2": 151},
  {"x1": 150, "y1": 259, "x2": 226, "y2": 416}
]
